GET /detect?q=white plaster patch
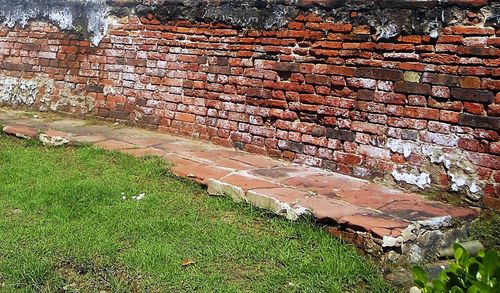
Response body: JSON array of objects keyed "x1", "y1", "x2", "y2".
[
  {"x1": 0, "y1": 1, "x2": 109, "y2": 46},
  {"x1": 0, "y1": 75, "x2": 95, "y2": 114},
  {"x1": 0, "y1": 77, "x2": 38, "y2": 106},
  {"x1": 422, "y1": 145, "x2": 482, "y2": 200},
  {"x1": 87, "y1": 4, "x2": 109, "y2": 46},
  {"x1": 392, "y1": 169, "x2": 431, "y2": 189},
  {"x1": 417, "y1": 216, "x2": 452, "y2": 230},
  {"x1": 382, "y1": 236, "x2": 403, "y2": 247},
  {"x1": 39, "y1": 134, "x2": 69, "y2": 146},
  {"x1": 387, "y1": 138, "x2": 417, "y2": 158},
  {"x1": 48, "y1": 7, "x2": 73, "y2": 30}
]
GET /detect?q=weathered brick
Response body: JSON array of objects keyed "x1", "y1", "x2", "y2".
[
  {"x1": 459, "y1": 114, "x2": 500, "y2": 130},
  {"x1": 431, "y1": 86, "x2": 450, "y2": 99},
  {"x1": 334, "y1": 152, "x2": 362, "y2": 165},
  {"x1": 326, "y1": 128, "x2": 355, "y2": 142},
  {"x1": 404, "y1": 107, "x2": 440, "y2": 120},
  {"x1": 394, "y1": 81, "x2": 431, "y2": 95},
  {"x1": 459, "y1": 76, "x2": 481, "y2": 89},
  {"x1": 351, "y1": 121, "x2": 386, "y2": 135},
  {"x1": 305, "y1": 74, "x2": 331, "y2": 85},
  {"x1": 457, "y1": 46, "x2": 499, "y2": 57},
  {"x1": 428, "y1": 121, "x2": 451, "y2": 133},
  {"x1": 464, "y1": 102, "x2": 484, "y2": 115},
  {"x1": 278, "y1": 140, "x2": 304, "y2": 153},
  {"x1": 245, "y1": 88, "x2": 272, "y2": 99},
  {"x1": 357, "y1": 89, "x2": 374, "y2": 101},
  {"x1": 451, "y1": 26, "x2": 495, "y2": 35},
  {"x1": 358, "y1": 145, "x2": 391, "y2": 160},
  {"x1": 373, "y1": 91, "x2": 406, "y2": 105},
  {"x1": 450, "y1": 88, "x2": 494, "y2": 103},
  {"x1": 458, "y1": 138, "x2": 480, "y2": 151},
  {"x1": 356, "y1": 67, "x2": 403, "y2": 81},
  {"x1": 421, "y1": 72, "x2": 459, "y2": 87}
]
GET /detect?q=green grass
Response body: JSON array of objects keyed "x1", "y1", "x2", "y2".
[
  {"x1": 0, "y1": 135, "x2": 393, "y2": 292},
  {"x1": 470, "y1": 210, "x2": 500, "y2": 251}
]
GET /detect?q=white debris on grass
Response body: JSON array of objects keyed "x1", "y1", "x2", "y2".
[
  {"x1": 132, "y1": 192, "x2": 146, "y2": 201},
  {"x1": 120, "y1": 192, "x2": 146, "y2": 200}
]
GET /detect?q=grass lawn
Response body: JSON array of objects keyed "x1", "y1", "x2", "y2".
[{"x1": 0, "y1": 135, "x2": 393, "y2": 292}]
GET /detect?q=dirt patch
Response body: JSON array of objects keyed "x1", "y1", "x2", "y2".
[{"x1": 55, "y1": 259, "x2": 143, "y2": 292}]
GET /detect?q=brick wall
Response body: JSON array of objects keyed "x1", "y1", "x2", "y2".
[{"x1": 0, "y1": 0, "x2": 498, "y2": 208}]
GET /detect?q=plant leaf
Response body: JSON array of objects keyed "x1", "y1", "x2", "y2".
[
  {"x1": 483, "y1": 250, "x2": 498, "y2": 279},
  {"x1": 412, "y1": 266, "x2": 428, "y2": 288},
  {"x1": 432, "y1": 278, "x2": 446, "y2": 292},
  {"x1": 454, "y1": 243, "x2": 469, "y2": 267},
  {"x1": 450, "y1": 286, "x2": 465, "y2": 293},
  {"x1": 466, "y1": 285, "x2": 479, "y2": 293}
]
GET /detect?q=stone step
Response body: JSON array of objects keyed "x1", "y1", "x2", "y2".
[{"x1": 0, "y1": 109, "x2": 479, "y2": 263}]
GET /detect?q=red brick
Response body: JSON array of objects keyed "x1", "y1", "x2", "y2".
[
  {"x1": 448, "y1": 0, "x2": 489, "y2": 7},
  {"x1": 458, "y1": 46, "x2": 499, "y2": 57},
  {"x1": 428, "y1": 121, "x2": 451, "y2": 133},
  {"x1": 373, "y1": 91, "x2": 406, "y2": 105},
  {"x1": 451, "y1": 26, "x2": 495, "y2": 35},
  {"x1": 305, "y1": 74, "x2": 331, "y2": 85},
  {"x1": 358, "y1": 145, "x2": 391, "y2": 160},
  {"x1": 335, "y1": 152, "x2": 362, "y2": 165},
  {"x1": 458, "y1": 138, "x2": 480, "y2": 151},
  {"x1": 404, "y1": 107, "x2": 440, "y2": 120},
  {"x1": 436, "y1": 35, "x2": 464, "y2": 43},
  {"x1": 475, "y1": 129, "x2": 499, "y2": 141},
  {"x1": 459, "y1": 76, "x2": 481, "y2": 89},
  {"x1": 482, "y1": 79, "x2": 500, "y2": 91},
  {"x1": 2, "y1": 125, "x2": 38, "y2": 139},
  {"x1": 489, "y1": 142, "x2": 500, "y2": 156},
  {"x1": 2, "y1": 13, "x2": 499, "y2": 204},
  {"x1": 488, "y1": 104, "x2": 500, "y2": 117},
  {"x1": 351, "y1": 121, "x2": 386, "y2": 135},
  {"x1": 421, "y1": 72, "x2": 459, "y2": 86},
  {"x1": 318, "y1": 23, "x2": 352, "y2": 32},
  {"x1": 175, "y1": 112, "x2": 196, "y2": 123},
  {"x1": 464, "y1": 102, "x2": 484, "y2": 115},
  {"x1": 431, "y1": 86, "x2": 450, "y2": 98}
]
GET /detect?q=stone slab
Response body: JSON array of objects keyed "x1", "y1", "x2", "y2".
[
  {"x1": 121, "y1": 147, "x2": 166, "y2": 158},
  {"x1": 3, "y1": 125, "x2": 38, "y2": 139},
  {"x1": 94, "y1": 139, "x2": 139, "y2": 151},
  {"x1": 0, "y1": 109, "x2": 480, "y2": 261}
]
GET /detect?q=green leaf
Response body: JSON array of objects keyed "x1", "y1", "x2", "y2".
[
  {"x1": 432, "y1": 278, "x2": 446, "y2": 292},
  {"x1": 451, "y1": 286, "x2": 465, "y2": 293},
  {"x1": 413, "y1": 266, "x2": 428, "y2": 288},
  {"x1": 468, "y1": 262, "x2": 480, "y2": 279},
  {"x1": 455, "y1": 243, "x2": 464, "y2": 261},
  {"x1": 471, "y1": 280, "x2": 493, "y2": 292},
  {"x1": 439, "y1": 269, "x2": 449, "y2": 283},
  {"x1": 483, "y1": 250, "x2": 498, "y2": 279},
  {"x1": 454, "y1": 243, "x2": 469, "y2": 267},
  {"x1": 424, "y1": 284, "x2": 434, "y2": 293},
  {"x1": 466, "y1": 285, "x2": 479, "y2": 293}
]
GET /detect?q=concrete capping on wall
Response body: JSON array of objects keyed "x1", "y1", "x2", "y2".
[
  {"x1": 0, "y1": 0, "x2": 498, "y2": 45},
  {"x1": 106, "y1": 0, "x2": 493, "y2": 8}
]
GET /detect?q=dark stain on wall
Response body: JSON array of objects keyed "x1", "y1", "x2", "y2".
[{"x1": 0, "y1": 0, "x2": 498, "y2": 43}]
